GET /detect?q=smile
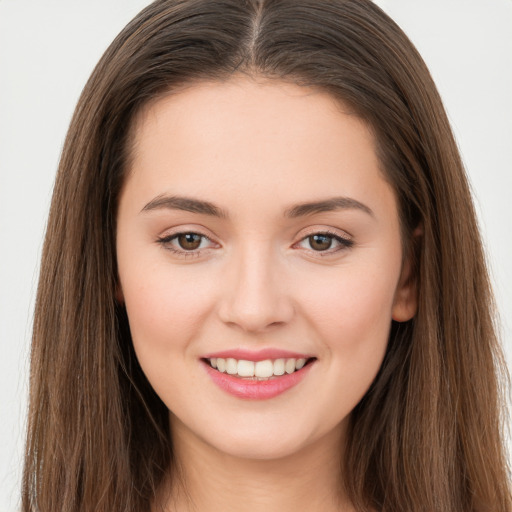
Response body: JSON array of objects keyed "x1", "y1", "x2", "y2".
[
  {"x1": 206, "y1": 357, "x2": 308, "y2": 379},
  {"x1": 202, "y1": 353, "x2": 316, "y2": 400}
]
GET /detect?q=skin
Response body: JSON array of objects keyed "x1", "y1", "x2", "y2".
[{"x1": 116, "y1": 77, "x2": 417, "y2": 512}]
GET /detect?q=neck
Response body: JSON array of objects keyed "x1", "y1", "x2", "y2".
[{"x1": 155, "y1": 416, "x2": 355, "y2": 512}]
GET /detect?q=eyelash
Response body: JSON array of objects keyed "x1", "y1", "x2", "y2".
[
  {"x1": 156, "y1": 232, "x2": 216, "y2": 259},
  {"x1": 156, "y1": 230, "x2": 353, "y2": 258},
  {"x1": 294, "y1": 230, "x2": 354, "y2": 255}
]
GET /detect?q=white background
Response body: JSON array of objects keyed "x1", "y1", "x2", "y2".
[{"x1": 0, "y1": 1, "x2": 511, "y2": 510}]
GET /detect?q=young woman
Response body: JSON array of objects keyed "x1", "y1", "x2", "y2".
[{"x1": 22, "y1": 1, "x2": 511, "y2": 511}]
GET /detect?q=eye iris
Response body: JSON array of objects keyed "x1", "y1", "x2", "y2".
[
  {"x1": 178, "y1": 233, "x2": 202, "y2": 250},
  {"x1": 309, "y1": 234, "x2": 332, "y2": 251}
]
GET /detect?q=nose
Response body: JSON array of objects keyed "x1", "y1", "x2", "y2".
[{"x1": 217, "y1": 245, "x2": 294, "y2": 333}]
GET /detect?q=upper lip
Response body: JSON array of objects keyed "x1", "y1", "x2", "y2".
[{"x1": 202, "y1": 348, "x2": 314, "y2": 362}]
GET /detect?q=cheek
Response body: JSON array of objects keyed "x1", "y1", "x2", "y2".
[
  {"x1": 300, "y1": 263, "x2": 398, "y2": 379},
  {"x1": 298, "y1": 268, "x2": 397, "y2": 420},
  {"x1": 304, "y1": 264, "x2": 397, "y2": 333},
  {"x1": 119, "y1": 260, "x2": 217, "y2": 357},
  {"x1": 119, "y1": 264, "x2": 218, "y2": 409}
]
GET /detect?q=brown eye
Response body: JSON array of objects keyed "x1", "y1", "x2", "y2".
[
  {"x1": 308, "y1": 234, "x2": 333, "y2": 251},
  {"x1": 177, "y1": 233, "x2": 203, "y2": 250}
]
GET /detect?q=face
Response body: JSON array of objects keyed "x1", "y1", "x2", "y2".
[{"x1": 116, "y1": 77, "x2": 416, "y2": 461}]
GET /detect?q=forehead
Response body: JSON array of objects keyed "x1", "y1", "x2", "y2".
[
  {"x1": 129, "y1": 77, "x2": 374, "y2": 166},
  {"x1": 122, "y1": 77, "x2": 396, "y2": 224}
]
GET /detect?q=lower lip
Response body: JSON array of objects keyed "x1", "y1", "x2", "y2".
[{"x1": 203, "y1": 361, "x2": 314, "y2": 400}]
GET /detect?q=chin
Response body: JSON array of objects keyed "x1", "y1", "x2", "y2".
[
  {"x1": 209, "y1": 433, "x2": 311, "y2": 461},
  {"x1": 180, "y1": 412, "x2": 345, "y2": 463}
]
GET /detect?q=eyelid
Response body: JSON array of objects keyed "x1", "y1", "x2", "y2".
[
  {"x1": 156, "y1": 227, "x2": 220, "y2": 257},
  {"x1": 155, "y1": 225, "x2": 353, "y2": 258},
  {"x1": 293, "y1": 228, "x2": 354, "y2": 255}
]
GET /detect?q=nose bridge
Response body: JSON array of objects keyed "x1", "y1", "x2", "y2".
[{"x1": 218, "y1": 240, "x2": 293, "y2": 332}]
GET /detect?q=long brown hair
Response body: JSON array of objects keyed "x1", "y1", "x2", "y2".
[{"x1": 22, "y1": 1, "x2": 511, "y2": 510}]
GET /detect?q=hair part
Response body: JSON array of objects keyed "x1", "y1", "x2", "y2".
[{"x1": 23, "y1": 1, "x2": 511, "y2": 511}]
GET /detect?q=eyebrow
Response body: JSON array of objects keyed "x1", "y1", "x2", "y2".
[
  {"x1": 284, "y1": 196, "x2": 374, "y2": 218},
  {"x1": 141, "y1": 195, "x2": 229, "y2": 218},
  {"x1": 141, "y1": 194, "x2": 374, "y2": 219}
]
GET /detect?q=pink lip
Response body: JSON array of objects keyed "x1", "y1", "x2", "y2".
[
  {"x1": 202, "y1": 360, "x2": 314, "y2": 400},
  {"x1": 202, "y1": 348, "x2": 313, "y2": 362}
]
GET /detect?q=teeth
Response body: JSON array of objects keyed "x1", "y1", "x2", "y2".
[
  {"x1": 285, "y1": 358, "x2": 296, "y2": 374},
  {"x1": 216, "y1": 358, "x2": 226, "y2": 373},
  {"x1": 273, "y1": 358, "x2": 285, "y2": 376},
  {"x1": 208, "y1": 357, "x2": 310, "y2": 378},
  {"x1": 254, "y1": 360, "x2": 273, "y2": 378},
  {"x1": 296, "y1": 358, "x2": 306, "y2": 369},
  {"x1": 226, "y1": 358, "x2": 237, "y2": 375},
  {"x1": 237, "y1": 360, "x2": 255, "y2": 377}
]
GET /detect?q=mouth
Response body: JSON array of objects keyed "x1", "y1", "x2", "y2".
[
  {"x1": 201, "y1": 355, "x2": 317, "y2": 400},
  {"x1": 203, "y1": 356, "x2": 316, "y2": 380}
]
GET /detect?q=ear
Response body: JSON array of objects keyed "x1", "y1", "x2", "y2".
[{"x1": 392, "y1": 226, "x2": 422, "y2": 322}]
